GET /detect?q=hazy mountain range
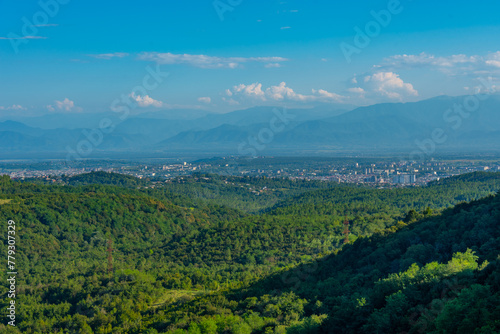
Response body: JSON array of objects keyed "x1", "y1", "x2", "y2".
[{"x1": 1, "y1": 94, "x2": 500, "y2": 159}]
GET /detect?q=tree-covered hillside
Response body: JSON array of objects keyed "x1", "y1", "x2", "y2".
[
  {"x1": 0, "y1": 172, "x2": 499, "y2": 333},
  {"x1": 161, "y1": 173, "x2": 333, "y2": 213},
  {"x1": 143, "y1": 190, "x2": 500, "y2": 334}
]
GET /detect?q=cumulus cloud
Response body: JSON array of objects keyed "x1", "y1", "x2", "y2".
[
  {"x1": 0, "y1": 105, "x2": 26, "y2": 111},
  {"x1": 89, "y1": 52, "x2": 129, "y2": 60},
  {"x1": 233, "y1": 83, "x2": 267, "y2": 100},
  {"x1": 47, "y1": 98, "x2": 80, "y2": 112},
  {"x1": 55, "y1": 98, "x2": 74, "y2": 111},
  {"x1": 363, "y1": 72, "x2": 418, "y2": 100},
  {"x1": 197, "y1": 97, "x2": 212, "y2": 104},
  {"x1": 225, "y1": 82, "x2": 345, "y2": 103},
  {"x1": 266, "y1": 82, "x2": 308, "y2": 101},
  {"x1": 129, "y1": 93, "x2": 164, "y2": 108},
  {"x1": 137, "y1": 52, "x2": 288, "y2": 69}
]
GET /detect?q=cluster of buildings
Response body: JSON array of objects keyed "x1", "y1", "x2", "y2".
[
  {"x1": 1, "y1": 157, "x2": 500, "y2": 187},
  {"x1": 361, "y1": 174, "x2": 416, "y2": 184},
  {"x1": 392, "y1": 174, "x2": 417, "y2": 184},
  {"x1": 0, "y1": 167, "x2": 113, "y2": 180}
]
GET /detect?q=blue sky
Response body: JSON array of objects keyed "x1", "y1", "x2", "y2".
[{"x1": 1, "y1": 0, "x2": 500, "y2": 115}]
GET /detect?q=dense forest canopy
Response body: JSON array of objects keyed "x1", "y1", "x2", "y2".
[{"x1": 1, "y1": 171, "x2": 500, "y2": 333}]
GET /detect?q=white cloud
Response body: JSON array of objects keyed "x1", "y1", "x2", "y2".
[
  {"x1": 0, "y1": 105, "x2": 26, "y2": 111},
  {"x1": 0, "y1": 36, "x2": 47, "y2": 40},
  {"x1": 55, "y1": 98, "x2": 74, "y2": 111},
  {"x1": 265, "y1": 63, "x2": 282, "y2": 68},
  {"x1": 280, "y1": 26, "x2": 291, "y2": 30},
  {"x1": 33, "y1": 24, "x2": 59, "y2": 27},
  {"x1": 486, "y1": 60, "x2": 500, "y2": 68},
  {"x1": 197, "y1": 97, "x2": 212, "y2": 104},
  {"x1": 485, "y1": 51, "x2": 500, "y2": 68},
  {"x1": 137, "y1": 52, "x2": 289, "y2": 69},
  {"x1": 382, "y1": 51, "x2": 500, "y2": 75},
  {"x1": 347, "y1": 87, "x2": 365, "y2": 94},
  {"x1": 47, "y1": 98, "x2": 80, "y2": 112},
  {"x1": 222, "y1": 97, "x2": 240, "y2": 105},
  {"x1": 226, "y1": 82, "x2": 345, "y2": 103},
  {"x1": 233, "y1": 83, "x2": 267, "y2": 100},
  {"x1": 267, "y1": 82, "x2": 308, "y2": 101},
  {"x1": 486, "y1": 51, "x2": 500, "y2": 65},
  {"x1": 384, "y1": 52, "x2": 479, "y2": 68},
  {"x1": 312, "y1": 89, "x2": 345, "y2": 101},
  {"x1": 473, "y1": 77, "x2": 499, "y2": 94},
  {"x1": 363, "y1": 72, "x2": 418, "y2": 100},
  {"x1": 129, "y1": 93, "x2": 164, "y2": 108},
  {"x1": 89, "y1": 52, "x2": 129, "y2": 60}
]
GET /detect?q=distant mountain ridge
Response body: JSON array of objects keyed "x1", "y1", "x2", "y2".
[
  {"x1": 155, "y1": 94, "x2": 500, "y2": 153},
  {"x1": 1, "y1": 95, "x2": 500, "y2": 157}
]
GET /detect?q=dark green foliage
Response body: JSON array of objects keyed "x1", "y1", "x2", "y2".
[
  {"x1": 64, "y1": 171, "x2": 149, "y2": 188},
  {"x1": 1, "y1": 171, "x2": 500, "y2": 333},
  {"x1": 162, "y1": 173, "x2": 333, "y2": 213}
]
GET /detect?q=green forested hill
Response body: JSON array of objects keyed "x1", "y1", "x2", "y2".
[
  {"x1": 63, "y1": 171, "x2": 149, "y2": 188},
  {"x1": 144, "y1": 190, "x2": 500, "y2": 334},
  {"x1": 269, "y1": 172, "x2": 500, "y2": 216},
  {"x1": 161, "y1": 173, "x2": 333, "y2": 213},
  {"x1": 0, "y1": 172, "x2": 500, "y2": 333}
]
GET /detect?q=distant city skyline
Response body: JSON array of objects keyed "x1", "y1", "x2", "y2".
[{"x1": 1, "y1": 0, "x2": 500, "y2": 116}]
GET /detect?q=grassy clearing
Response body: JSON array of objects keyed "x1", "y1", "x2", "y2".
[{"x1": 151, "y1": 290, "x2": 208, "y2": 308}]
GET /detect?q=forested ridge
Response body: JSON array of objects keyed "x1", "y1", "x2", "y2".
[{"x1": 0, "y1": 172, "x2": 500, "y2": 333}]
